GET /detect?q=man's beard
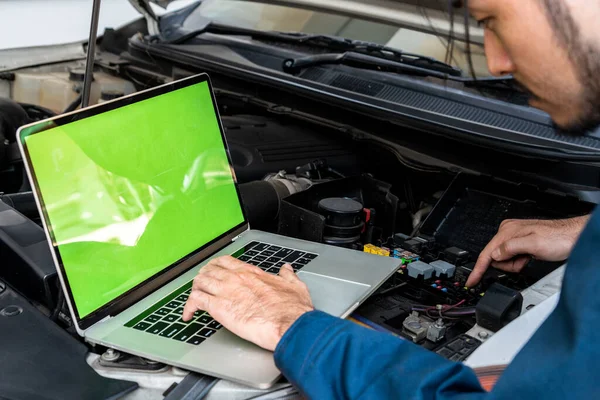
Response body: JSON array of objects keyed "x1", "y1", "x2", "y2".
[
  {"x1": 552, "y1": 98, "x2": 600, "y2": 135},
  {"x1": 541, "y1": 0, "x2": 600, "y2": 135}
]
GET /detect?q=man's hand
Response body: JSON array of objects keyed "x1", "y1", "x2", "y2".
[
  {"x1": 466, "y1": 216, "x2": 589, "y2": 287},
  {"x1": 182, "y1": 256, "x2": 314, "y2": 352}
]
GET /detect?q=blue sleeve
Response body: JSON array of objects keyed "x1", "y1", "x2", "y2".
[{"x1": 274, "y1": 310, "x2": 488, "y2": 400}]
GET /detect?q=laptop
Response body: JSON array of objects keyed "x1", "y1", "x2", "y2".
[{"x1": 16, "y1": 73, "x2": 400, "y2": 389}]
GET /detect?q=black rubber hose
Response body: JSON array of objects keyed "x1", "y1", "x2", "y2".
[
  {"x1": 63, "y1": 93, "x2": 83, "y2": 114},
  {"x1": 238, "y1": 181, "x2": 285, "y2": 230}
]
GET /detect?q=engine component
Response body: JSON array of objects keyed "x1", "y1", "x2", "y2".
[
  {"x1": 426, "y1": 318, "x2": 447, "y2": 343},
  {"x1": 393, "y1": 232, "x2": 410, "y2": 246},
  {"x1": 444, "y1": 247, "x2": 469, "y2": 265},
  {"x1": 222, "y1": 115, "x2": 359, "y2": 183},
  {"x1": 98, "y1": 89, "x2": 124, "y2": 104},
  {"x1": 318, "y1": 197, "x2": 364, "y2": 246},
  {"x1": 0, "y1": 199, "x2": 58, "y2": 309},
  {"x1": 363, "y1": 244, "x2": 390, "y2": 257},
  {"x1": 0, "y1": 98, "x2": 29, "y2": 143},
  {"x1": 0, "y1": 98, "x2": 30, "y2": 170},
  {"x1": 278, "y1": 174, "x2": 399, "y2": 248},
  {"x1": 402, "y1": 311, "x2": 431, "y2": 343},
  {"x1": 393, "y1": 249, "x2": 420, "y2": 263},
  {"x1": 407, "y1": 261, "x2": 434, "y2": 280},
  {"x1": 430, "y1": 260, "x2": 456, "y2": 278},
  {"x1": 0, "y1": 191, "x2": 40, "y2": 221},
  {"x1": 475, "y1": 283, "x2": 523, "y2": 332},
  {"x1": 402, "y1": 238, "x2": 424, "y2": 253},
  {"x1": 98, "y1": 349, "x2": 167, "y2": 372},
  {"x1": 238, "y1": 173, "x2": 311, "y2": 231},
  {"x1": 402, "y1": 236, "x2": 434, "y2": 253},
  {"x1": 11, "y1": 68, "x2": 135, "y2": 114},
  {"x1": 433, "y1": 334, "x2": 482, "y2": 362}
]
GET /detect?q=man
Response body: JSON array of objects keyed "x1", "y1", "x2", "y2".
[{"x1": 183, "y1": 0, "x2": 600, "y2": 398}]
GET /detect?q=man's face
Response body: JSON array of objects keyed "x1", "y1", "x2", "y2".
[{"x1": 467, "y1": 0, "x2": 600, "y2": 132}]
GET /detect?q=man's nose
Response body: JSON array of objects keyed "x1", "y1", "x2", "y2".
[{"x1": 484, "y1": 30, "x2": 516, "y2": 76}]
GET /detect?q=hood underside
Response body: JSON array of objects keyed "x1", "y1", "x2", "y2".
[{"x1": 129, "y1": 0, "x2": 483, "y2": 43}]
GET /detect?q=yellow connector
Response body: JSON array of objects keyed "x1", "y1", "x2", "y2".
[
  {"x1": 363, "y1": 244, "x2": 390, "y2": 257},
  {"x1": 363, "y1": 244, "x2": 376, "y2": 254}
]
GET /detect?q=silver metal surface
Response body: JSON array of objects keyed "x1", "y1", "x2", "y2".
[
  {"x1": 402, "y1": 311, "x2": 430, "y2": 343},
  {"x1": 101, "y1": 348, "x2": 121, "y2": 362},
  {"x1": 85, "y1": 229, "x2": 400, "y2": 389},
  {"x1": 426, "y1": 318, "x2": 446, "y2": 343}
]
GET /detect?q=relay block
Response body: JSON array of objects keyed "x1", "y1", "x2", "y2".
[{"x1": 356, "y1": 238, "x2": 515, "y2": 360}]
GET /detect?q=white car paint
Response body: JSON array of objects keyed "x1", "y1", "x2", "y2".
[{"x1": 0, "y1": 0, "x2": 196, "y2": 51}]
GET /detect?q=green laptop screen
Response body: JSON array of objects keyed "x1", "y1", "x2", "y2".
[{"x1": 24, "y1": 81, "x2": 245, "y2": 318}]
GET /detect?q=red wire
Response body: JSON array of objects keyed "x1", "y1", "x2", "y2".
[{"x1": 425, "y1": 299, "x2": 466, "y2": 313}]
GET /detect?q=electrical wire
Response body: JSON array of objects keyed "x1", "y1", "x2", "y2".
[
  {"x1": 411, "y1": 299, "x2": 474, "y2": 320},
  {"x1": 416, "y1": 1, "x2": 461, "y2": 69}
]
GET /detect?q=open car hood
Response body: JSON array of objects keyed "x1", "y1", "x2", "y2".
[{"x1": 129, "y1": 0, "x2": 482, "y2": 42}]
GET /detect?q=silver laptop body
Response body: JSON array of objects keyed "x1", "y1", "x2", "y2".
[{"x1": 17, "y1": 73, "x2": 400, "y2": 389}]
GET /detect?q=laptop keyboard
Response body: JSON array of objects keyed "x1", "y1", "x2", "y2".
[
  {"x1": 232, "y1": 241, "x2": 318, "y2": 274},
  {"x1": 124, "y1": 241, "x2": 318, "y2": 345}
]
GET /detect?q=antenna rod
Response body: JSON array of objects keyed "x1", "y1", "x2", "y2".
[{"x1": 81, "y1": 0, "x2": 102, "y2": 108}]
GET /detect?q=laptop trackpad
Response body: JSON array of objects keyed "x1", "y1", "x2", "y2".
[{"x1": 297, "y1": 271, "x2": 371, "y2": 317}]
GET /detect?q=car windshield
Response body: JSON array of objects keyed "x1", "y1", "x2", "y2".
[{"x1": 180, "y1": 0, "x2": 491, "y2": 77}]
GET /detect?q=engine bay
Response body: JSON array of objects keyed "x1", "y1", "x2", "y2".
[{"x1": 0, "y1": 62, "x2": 596, "y2": 396}]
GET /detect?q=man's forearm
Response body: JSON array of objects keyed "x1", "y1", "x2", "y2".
[{"x1": 274, "y1": 310, "x2": 488, "y2": 400}]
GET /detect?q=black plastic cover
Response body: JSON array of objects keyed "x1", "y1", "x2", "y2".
[
  {"x1": 419, "y1": 174, "x2": 593, "y2": 255},
  {"x1": 222, "y1": 115, "x2": 360, "y2": 183},
  {"x1": 475, "y1": 283, "x2": 524, "y2": 332},
  {"x1": 0, "y1": 279, "x2": 138, "y2": 399},
  {"x1": 0, "y1": 200, "x2": 58, "y2": 308}
]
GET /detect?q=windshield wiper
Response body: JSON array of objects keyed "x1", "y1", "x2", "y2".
[
  {"x1": 161, "y1": 23, "x2": 461, "y2": 76},
  {"x1": 282, "y1": 52, "x2": 515, "y2": 85},
  {"x1": 278, "y1": 32, "x2": 461, "y2": 76}
]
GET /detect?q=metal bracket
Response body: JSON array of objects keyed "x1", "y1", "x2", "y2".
[{"x1": 98, "y1": 348, "x2": 169, "y2": 372}]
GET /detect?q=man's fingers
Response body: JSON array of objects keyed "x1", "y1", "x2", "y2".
[
  {"x1": 192, "y1": 272, "x2": 224, "y2": 296},
  {"x1": 205, "y1": 256, "x2": 244, "y2": 271},
  {"x1": 467, "y1": 223, "x2": 534, "y2": 287},
  {"x1": 492, "y1": 235, "x2": 540, "y2": 262},
  {"x1": 467, "y1": 238, "x2": 500, "y2": 287},
  {"x1": 183, "y1": 290, "x2": 214, "y2": 321},
  {"x1": 206, "y1": 256, "x2": 263, "y2": 275},
  {"x1": 279, "y1": 264, "x2": 298, "y2": 283},
  {"x1": 466, "y1": 259, "x2": 488, "y2": 288},
  {"x1": 491, "y1": 256, "x2": 531, "y2": 273}
]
